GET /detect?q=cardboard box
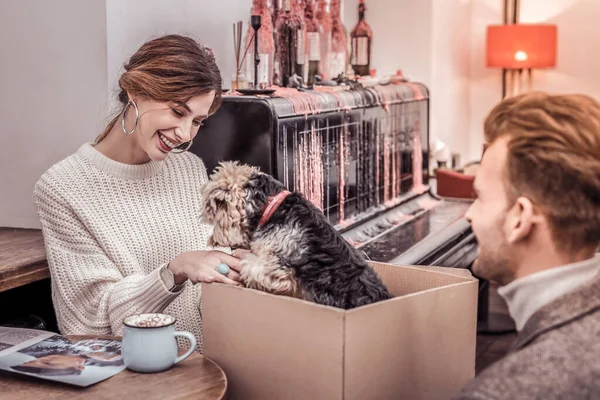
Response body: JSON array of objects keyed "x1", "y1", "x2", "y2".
[{"x1": 202, "y1": 262, "x2": 478, "y2": 400}]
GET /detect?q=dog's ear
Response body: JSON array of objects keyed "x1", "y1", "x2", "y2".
[
  {"x1": 202, "y1": 180, "x2": 248, "y2": 247},
  {"x1": 242, "y1": 173, "x2": 285, "y2": 218},
  {"x1": 246, "y1": 172, "x2": 287, "y2": 199}
]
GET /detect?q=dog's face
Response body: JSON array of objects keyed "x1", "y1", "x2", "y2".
[{"x1": 202, "y1": 161, "x2": 286, "y2": 248}]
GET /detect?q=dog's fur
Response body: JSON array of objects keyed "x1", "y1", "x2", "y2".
[{"x1": 201, "y1": 161, "x2": 392, "y2": 309}]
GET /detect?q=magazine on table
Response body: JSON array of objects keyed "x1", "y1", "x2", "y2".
[{"x1": 0, "y1": 326, "x2": 126, "y2": 387}]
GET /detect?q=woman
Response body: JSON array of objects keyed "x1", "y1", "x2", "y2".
[{"x1": 34, "y1": 35, "x2": 244, "y2": 352}]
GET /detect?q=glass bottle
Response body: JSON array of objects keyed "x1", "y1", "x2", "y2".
[
  {"x1": 243, "y1": 0, "x2": 275, "y2": 88},
  {"x1": 271, "y1": 0, "x2": 279, "y2": 28},
  {"x1": 350, "y1": 0, "x2": 373, "y2": 77},
  {"x1": 274, "y1": 0, "x2": 305, "y2": 87},
  {"x1": 302, "y1": 0, "x2": 321, "y2": 85},
  {"x1": 290, "y1": 0, "x2": 307, "y2": 81},
  {"x1": 315, "y1": 0, "x2": 332, "y2": 81},
  {"x1": 271, "y1": 0, "x2": 280, "y2": 85},
  {"x1": 330, "y1": 0, "x2": 348, "y2": 79}
]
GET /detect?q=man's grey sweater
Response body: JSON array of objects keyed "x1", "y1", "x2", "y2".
[{"x1": 454, "y1": 259, "x2": 600, "y2": 399}]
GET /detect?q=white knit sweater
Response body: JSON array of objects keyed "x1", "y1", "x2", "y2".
[{"x1": 34, "y1": 143, "x2": 217, "y2": 351}]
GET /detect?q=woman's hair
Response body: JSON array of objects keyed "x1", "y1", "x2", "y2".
[
  {"x1": 484, "y1": 91, "x2": 600, "y2": 252},
  {"x1": 96, "y1": 34, "x2": 222, "y2": 143}
]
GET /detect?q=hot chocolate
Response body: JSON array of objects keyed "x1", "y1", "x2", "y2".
[
  {"x1": 122, "y1": 313, "x2": 196, "y2": 373},
  {"x1": 123, "y1": 313, "x2": 175, "y2": 328}
]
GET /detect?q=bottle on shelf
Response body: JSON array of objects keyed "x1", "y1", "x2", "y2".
[
  {"x1": 302, "y1": 0, "x2": 321, "y2": 86},
  {"x1": 329, "y1": 0, "x2": 348, "y2": 79},
  {"x1": 290, "y1": 0, "x2": 307, "y2": 82},
  {"x1": 315, "y1": 0, "x2": 332, "y2": 81},
  {"x1": 350, "y1": 0, "x2": 373, "y2": 77},
  {"x1": 271, "y1": 0, "x2": 279, "y2": 28},
  {"x1": 274, "y1": 0, "x2": 306, "y2": 87},
  {"x1": 271, "y1": 0, "x2": 280, "y2": 85}
]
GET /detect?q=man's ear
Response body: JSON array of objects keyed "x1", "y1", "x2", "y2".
[{"x1": 505, "y1": 197, "x2": 543, "y2": 244}]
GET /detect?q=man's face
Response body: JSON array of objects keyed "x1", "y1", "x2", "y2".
[{"x1": 466, "y1": 137, "x2": 517, "y2": 284}]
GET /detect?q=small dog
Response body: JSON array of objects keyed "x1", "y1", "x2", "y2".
[{"x1": 201, "y1": 161, "x2": 392, "y2": 309}]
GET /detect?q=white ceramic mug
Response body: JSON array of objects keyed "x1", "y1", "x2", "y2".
[{"x1": 122, "y1": 313, "x2": 196, "y2": 373}]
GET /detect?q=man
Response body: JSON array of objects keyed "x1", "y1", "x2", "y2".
[{"x1": 454, "y1": 92, "x2": 600, "y2": 399}]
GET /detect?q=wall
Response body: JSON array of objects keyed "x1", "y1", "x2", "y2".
[
  {"x1": 467, "y1": 0, "x2": 600, "y2": 162},
  {"x1": 431, "y1": 0, "x2": 473, "y2": 163},
  {"x1": 343, "y1": 0, "x2": 472, "y2": 163},
  {"x1": 107, "y1": 0, "x2": 600, "y2": 170},
  {"x1": 467, "y1": 0, "x2": 501, "y2": 162},
  {"x1": 0, "y1": 0, "x2": 474, "y2": 228},
  {"x1": 3, "y1": 0, "x2": 600, "y2": 228},
  {"x1": 0, "y1": 0, "x2": 108, "y2": 229},
  {"x1": 106, "y1": 0, "x2": 251, "y2": 111},
  {"x1": 0, "y1": 0, "x2": 269, "y2": 228},
  {"x1": 343, "y1": 0, "x2": 434, "y2": 82},
  {"x1": 350, "y1": 0, "x2": 600, "y2": 164}
]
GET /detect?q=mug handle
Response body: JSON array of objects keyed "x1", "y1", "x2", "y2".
[{"x1": 173, "y1": 331, "x2": 197, "y2": 364}]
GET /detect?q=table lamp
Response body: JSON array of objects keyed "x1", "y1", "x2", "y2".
[{"x1": 486, "y1": 24, "x2": 557, "y2": 97}]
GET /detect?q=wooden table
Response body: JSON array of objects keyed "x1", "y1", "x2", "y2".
[
  {"x1": 0, "y1": 335, "x2": 228, "y2": 399},
  {"x1": 0, "y1": 228, "x2": 49, "y2": 292}
]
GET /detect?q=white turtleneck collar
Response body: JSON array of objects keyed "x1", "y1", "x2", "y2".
[{"x1": 498, "y1": 254, "x2": 600, "y2": 331}]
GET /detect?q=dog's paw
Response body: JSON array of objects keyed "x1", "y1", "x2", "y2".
[
  {"x1": 239, "y1": 253, "x2": 266, "y2": 283},
  {"x1": 240, "y1": 254, "x2": 300, "y2": 298}
]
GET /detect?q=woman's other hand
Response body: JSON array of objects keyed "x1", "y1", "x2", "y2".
[{"x1": 168, "y1": 249, "x2": 247, "y2": 286}]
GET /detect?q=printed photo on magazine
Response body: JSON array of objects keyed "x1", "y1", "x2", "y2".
[{"x1": 0, "y1": 327, "x2": 126, "y2": 387}]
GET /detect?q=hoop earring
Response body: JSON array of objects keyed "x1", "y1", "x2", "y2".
[
  {"x1": 121, "y1": 101, "x2": 139, "y2": 135},
  {"x1": 171, "y1": 140, "x2": 193, "y2": 154}
]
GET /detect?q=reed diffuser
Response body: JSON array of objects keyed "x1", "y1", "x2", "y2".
[{"x1": 232, "y1": 21, "x2": 248, "y2": 90}]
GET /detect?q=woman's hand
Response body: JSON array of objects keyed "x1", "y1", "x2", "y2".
[{"x1": 168, "y1": 249, "x2": 249, "y2": 286}]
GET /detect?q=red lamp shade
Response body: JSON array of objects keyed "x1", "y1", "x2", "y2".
[{"x1": 486, "y1": 24, "x2": 557, "y2": 69}]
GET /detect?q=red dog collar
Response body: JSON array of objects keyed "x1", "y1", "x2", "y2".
[{"x1": 259, "y1": 191, "x2": 291, "y2": 226}]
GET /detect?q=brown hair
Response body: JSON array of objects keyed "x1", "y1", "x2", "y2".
[
  {"x1": 96, "y1": 34, "x2": 222, "y2": 143},
  {"x1": 484, "y1": 92, "x2": 600, "y2": 252}
]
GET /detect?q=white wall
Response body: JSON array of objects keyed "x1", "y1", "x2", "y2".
[
  {"x1": 1, "y1": 0, "x2": 260, "y2": 228},
  {"x1": 0, "y1": 0, "x2": 474, "y2": 228},
  {"x1": 467, "y1": 0, "x2": 502, "y2": 162},
  {"x1": 106, "y1": 0, "x2": 251, "y2": 110},
  {"x1": 343, "y1": 0, "x2": 472, "y2": 163},
  {"x1": 431, "y1": 0, "x2": 473, "y2": 163},
  {"x1": 4, "y1": 0, "x2": 600, "y2": 228},
  {"x1": 343, "y1": 0, "x2": 433, "y2": 83},
  {"x1": 0, "y1": 0, "x2": 108, "y2": 229},
  {"x1": 467, "y1": 0, "x2": 600, "y2": 162},
  {"x1": 352, "y1": 0, "x2": 600, "y2": 165}
]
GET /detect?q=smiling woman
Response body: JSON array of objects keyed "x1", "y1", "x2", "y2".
[
  {"x1": 33, "y1": 35, "x2": 246, "y2": 352},
  {"x1": 94, "y1": 35, "x2": 222, "y2": 163}
]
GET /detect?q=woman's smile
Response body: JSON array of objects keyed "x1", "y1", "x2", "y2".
[{"x1": 157, "y1": 131, "x2": 179, "y2": 153}]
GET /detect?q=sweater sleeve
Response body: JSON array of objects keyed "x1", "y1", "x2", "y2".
[{"x1": 34, "y1": 177, "x2": 183, "y2": 336}]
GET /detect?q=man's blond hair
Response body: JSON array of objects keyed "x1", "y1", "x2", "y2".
[{"x1": 484, "y1": 92, "x2": 600, "y2": 252}]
